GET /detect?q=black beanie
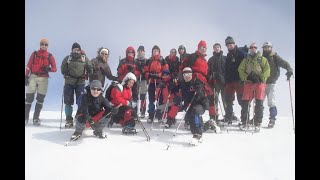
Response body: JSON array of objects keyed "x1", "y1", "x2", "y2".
[
  {"x1": 152, "y1": 45, "x2": 160, "y2": 54},
  {"x1": 72, "y1": 42, "x2": 81, "y2": 50},
  {"x1": 225, "y1": 36, "x2": 235, "y2": 46}
]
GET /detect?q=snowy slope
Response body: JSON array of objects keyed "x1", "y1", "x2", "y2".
[{"x1": 25, "y1": 111, "x2": 295, "y2": 180}]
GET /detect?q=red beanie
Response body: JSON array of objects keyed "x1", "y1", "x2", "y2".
[{"x1": 198, "y1": 40, "x2": 207, "y2": 49}]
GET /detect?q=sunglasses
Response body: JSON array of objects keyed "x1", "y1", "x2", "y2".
[
  {"x1": 40, "y1": 43, "x2": 48, "y2": 46},
  {"x1": 249, "y1": 46, "x2": 257, "y2": 49},
  {"x1": 101, "y1": 53, "x2": 108, "y2": 55},
  {"x1": 183, "y1": 73, "x2": 192, "y2": 77},
  {"x1": 91, "y1": 87, "x2": 101, "y2": 91}
]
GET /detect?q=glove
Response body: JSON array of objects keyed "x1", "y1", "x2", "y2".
[
  {"x1": 25, "y1": 76, "x2": 29, "y2": 86},
  {"x1": 285, "y1": 71, "x2": 293, "y2": 80},
  {"x1": 247, "y1": 72, "x2": 260, "y2": 83},
  {"x1": 111, "y1": 107, "x2": 119, "y2": 115},
  {"x1": 42, "y1": 66, "x2": 51, "y2": 73},
  {"x1": 127, "y1": 65, "x2": 134, "y2": 73},
  {"x1": 128, "y1": 101, "x2": 137, "y2": 108},
  {"x1": 192, "y1": 104, "x2": 205, "y2": 115}
]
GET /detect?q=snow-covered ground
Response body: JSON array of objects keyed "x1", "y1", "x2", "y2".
[{"x1": 25, "y1": 111, "x2": 295, "y2": 180}]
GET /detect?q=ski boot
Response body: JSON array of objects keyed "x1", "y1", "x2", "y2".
[
  {"x1": 184, "y1": 121, "x2": 190, "y2": 130},
  {"x1": 165, "y1": 117, "x2": 175, "y2": 128},
  {"x1": 268, "y1": 116, "x2": 276, "y2": 128},
  {"x1": 254, "y1": 122, "x2": 261, "y2": 132},
  {"x1": 65, "y1": 116, "x2": 74, "y2": 128},
  {"x1": 239, "y1": 121, "x2": 248, "y2": 130},
  {"x1": 33, "y1": 118, "x2": 41, "y2": 126},
  {"x1": 70, "y1": 131, "x2": 82, "y2": 141},
  {"x1": 122, "y1": 125, "x2": 137, "y2": 135},
  {"x1": 93, "y1": 130, "x2": 107, "y2": 139},
  {"x1": 147, "y1": 117, "x2": 153, "y2": 123},
  {"x1": 190, "y1": 134, "x2": 203, "y2": 146}
]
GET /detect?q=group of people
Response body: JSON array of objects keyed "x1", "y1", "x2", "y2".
[{"x1": 25, "y1": 36, "x2": 293, "y2": 143}]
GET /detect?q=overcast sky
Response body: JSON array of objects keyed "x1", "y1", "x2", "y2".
[{"x1": 25, "y1": 0, "x2": 295, "y2": 116}]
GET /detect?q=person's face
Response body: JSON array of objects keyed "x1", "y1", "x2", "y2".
[
  {"x1": 127, "y1": 51, "x2": 134, "y2": 58},
  {"x1": 127, "y1": 79, "x2": 135, "y2": 88},
  {"x1": 178, "y1": 48, "x2": 184, "y2": 55},
  {"x1": 226, "y1": 43, "x2": 235, "y2": 51},
  {"x1": 138, "y1": 50, "x2": 145, "y2": 56},
  {"x1": 90, "y1": 87, "x2": 102, "y2": 97},
  {"x1": 40, "y1": 43, "x2": 48, "y2": 51},
  {"x1": 170, "y1": 49, "x2": 176, "y2": 56},
  {"x1": 198, "y1": 46, "x2": 207, "y2": 55},
  {"x1": 213, "y1": 45, "x2": 221, "y2": 53},
  {"x1": 263, "y1": 46, "x2": 272, "y2": 53},
  {"x1": 183, "y1": 72, "x2": 192, "y2": 82},
  {"x1": 153, "y1": 49, "x2": 160, "y2": 56},
  {"x1": 100, "y1": 52, "x2": 109, "y2": 61},
  {"x1": 72, "y1": 48, "x2": 81, "y2": 54},
  {"x1": 249, "y1": 43, "x2": 258, "y2": 54}
]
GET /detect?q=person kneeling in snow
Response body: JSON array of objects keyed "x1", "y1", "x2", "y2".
[
  {"x1": 108, "y1": 72, "x2": 138, "y2": 134},
  {"x1": 70, "y1": 80, "x2": 118, "y2": 141}
]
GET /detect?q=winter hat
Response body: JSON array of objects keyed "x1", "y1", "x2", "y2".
[
  {"x1": 90, "y1": 80, "x2": 102, "y2": 89},
  {"x1": 213, "y1": 43, "x2": 221, "y2": 48},
  {"x1": 126, "y1": 46, "x2": 136, "y2": 57},
  {"x1": 152, "y1": 45, "x2": 160, "y2": 54},
  {"x1": 225, "y1": 36, "x2": 235, "y2": 45},
  {"x1": 198, "y1": 40, "x2": 207, "y2": 49},
  {"x1": 262, "y1": 42, "x2": 273, "y2": 48},
  {"x1": 40, "y1": 38, "x2": 49, "y2": 45},
  {"x1": 182, "y1": 67, "x2": 192, "y2": 74},
  {"x1": 72, "y1": 42, "x2": 81, "y2": 50},
  {"x1": 162, "y1": 69, "x2": 170, "y2": 75},
  {"x1": 178, "y1": 45, "x2": 186, "y2": 51},
  {"x1": 121, "y1": 72, "x2": 137, "y2": 85},
  {"x1": 100, "y1": 48, "x2": 109, "y2": 54},
  {"x1": 137, "y1": 45, "x2": 145, "y2": 51}
]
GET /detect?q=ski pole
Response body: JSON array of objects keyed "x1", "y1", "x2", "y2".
[
  {"x1": 151, "y1": 80, "x2": 160, "y2": 130},
  {"x1": 60, "y1": 80, "x2": 65, "y2": 131},
  {"x1": 218, "y1": 93, "x2": 227, "y2": 133},
  {"x1": 160, "y1": 93, "x2": 171, "y2": 133},
  {"x1": 288, "y1": 79, "x2": 295, "y2": 132},
  {"x1": 166, "y1": 91, "x2": 197, "y2": 150},
  {"x1": 136, "y1": 116, "x2": 150, "y2": 141}
]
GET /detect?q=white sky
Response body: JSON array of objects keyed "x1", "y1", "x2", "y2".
[{"x1": 25, "y1": 0, "x2": 295, "y2": 117}]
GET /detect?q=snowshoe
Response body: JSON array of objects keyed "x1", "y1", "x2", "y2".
[
  {"x1": 239, "y1": 122, "x2": 248, "y2": 130},
  {"x1": 147, "y1": 118, "x2": 153, "y2": 123},
  {"x1": 93, "y1": 131, "x2": 107, "y2": 139},
  {"x1": 33, "y1": 118, "x2": 41, "y2": 126},
  {"x1": 122, "y1": 126, "x2": 137, "y2": 135},
  {"x1": 254, "y1": 123, "x2": 261, "y2": 132},
  {"x1": 140, "y1": 113, "x2": 145, "y2": 118},
  {"x1": 165, "y1": 118, "x2": 175, "y2": 128}
]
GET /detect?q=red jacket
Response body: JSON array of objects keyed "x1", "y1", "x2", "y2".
[
  {"x1": 110, "y1": 84, "x2": 132, "y2": 106},
  {"x1": 117, "y1": 46, "x2": 140, "y2": 81},
  {"x1": 25, "y1": 49, "x2": 57, "y2": 77},
  {"x1": 144, "y1": 56, "x2": 169, "y2": 83},
  {"x1": 188, "y1": 51, "x2": 208, "y2": 84}
]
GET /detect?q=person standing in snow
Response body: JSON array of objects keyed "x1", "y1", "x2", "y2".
[
  {"x1": 165, "y1": 48, "x2": 180, "y2": 78},
  {"x1": 70, "y1": 80, "x2": 119, "y2": 141},
  {"x1": 238, "y1": 43, "x2": 270, "y2": 131},
  {"x1": 224, "y1": 36, "x2": 246, "y2": 124},
  {"x1": 178, "y1": 45, "x2": 189, "y2": 73},
  {"x1": 61, "y1": 42, "x2": 93, "y2": 128},
  {"x1": 261, "y1": 42, "x2": 293, "y2": 128},
  {"x1": 144, "y1": 45, "x2": 169, "y2": 123},
  {"x1": 135, "y1": 45, "x2": 148, "y2": 118},
  {"x1": 25, "y1": 38, "x2": 57, "y2": 125},
  {"x1": 207, "y1": 43, "x2": 226, "y2": 118},
  {"x1": 89, "y1": 47, "x2": 118, "y2": 87},
  {"x1": 185, "y1": 40, "x2": 218, "y2": 127}
]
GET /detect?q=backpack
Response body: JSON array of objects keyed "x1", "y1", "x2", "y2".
[
  {"x1": 104, "y1": 81, "x2": 122, "y2": 102},
  {"x1": 65, "y1": 54, "x2": 87, "y2": 78}
]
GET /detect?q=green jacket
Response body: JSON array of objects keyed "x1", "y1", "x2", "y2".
[
  {"x1": 263, "y1": 51, "x2": 293, "y2": 84},
  {"x1": 238, "y1": 52, "x2": 270, "y2": 83},
  {"x1": 61, "y1": 54, "x2": 93, "y2": 85}
]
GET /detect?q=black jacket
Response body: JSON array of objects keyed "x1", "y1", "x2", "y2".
[
  {"x1": 207, "y1": 51, "x2": 226, "y2": 84},
  {"x1": 225, "y1": 46, "x2": 246, "y2": 83}
]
